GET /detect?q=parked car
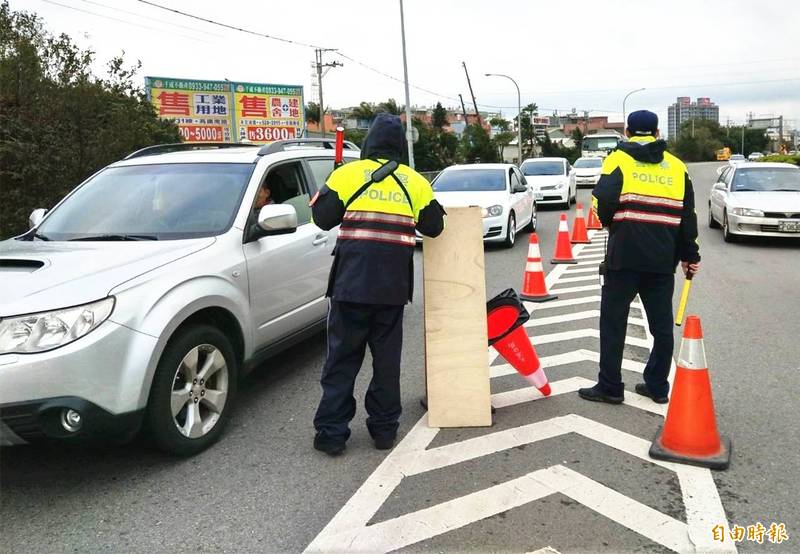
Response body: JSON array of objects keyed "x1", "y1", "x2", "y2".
[
  {"x1": 748, "y1": 152, "x2": 764, "y2": 161},
  {"x1": 519, "y1": 157, "x2": 577, "y2": 209},
  {"x1": 572, "y1": 157, "x2": 603, "y2": 188},
  {"x1": 708, "y1": 162, "x2": 800, "y2": 242},
  {"x1": 728, "y1": 154, "x2": 746, "y2": 166},
  {"x1": 428, "y1": 164, "x2": 536, "y2": 248},
  {"x1": 0, "y1": 139, "x2": 361, "y2": 455}
]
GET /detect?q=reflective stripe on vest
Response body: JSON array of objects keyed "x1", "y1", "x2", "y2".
[{"x1": 339, "y1": 210, "x2": 416, "y2": 247}]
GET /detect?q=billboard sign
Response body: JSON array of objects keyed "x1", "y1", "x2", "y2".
[{"x1": 145, "y1": 76, "x2": 304, "y2": 144}]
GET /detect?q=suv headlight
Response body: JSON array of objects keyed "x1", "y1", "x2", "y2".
[
  {"x1": 482, "y1": 205, "x2": 503, "y2": 218},
  {"x1": 0, "y1": 297, "x2": 115, "y2": 354},
  {"x1": 555, "y1": 180, "x2": 567, "y2": 189},
  {"x1": 731, "y1": 208, "x2": 764, "y2": 217}
]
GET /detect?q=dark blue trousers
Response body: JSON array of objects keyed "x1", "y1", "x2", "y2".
[
  {"x1": 599, "y1": 269, "x2": 675, "y2": 397},
  {"x1": 313, "y1": 301, "x2": 404, "y2": 444}
]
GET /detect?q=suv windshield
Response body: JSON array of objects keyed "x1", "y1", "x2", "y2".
[
  {"x1": 521, "y1": 161, "x2": 565, "y2": 176},
  {"x1": 731, "y1": 167, "x2": 800, "y2": 192},
  {"x1": 574, "y1": 158, "x2": 602, "y2": 168},
  {"x1": 433, "y1": 169, "x2": 506, "y2": 192},
  {"x1": 37, "y1": 163, "x2": 255, "y2": 240}
]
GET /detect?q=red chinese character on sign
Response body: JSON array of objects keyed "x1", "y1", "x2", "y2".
[
  {"x1": 157, "y1": 91, "x2": 190, "y2": 116},
  {"x1": 271, "y1": 97, "x2": 282, "y2": 107},
  {"x1": 272, "y1": 107, "x2": 283, "y2": 118},
  {"x1": 239, "y1": 95, "x2": 267, "y2": 118},
  {"x1": 289, "y1": 98, "x2": 299, "y2": 108},
  {"x1": 290, "y1": 108, "x2": 299, "y2": 118}
]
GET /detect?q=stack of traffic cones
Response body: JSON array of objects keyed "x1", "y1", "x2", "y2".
[
  {"x1": 649, "y1": 316, "x2": 731, "y2": 470},
  {"x1": 551, "y1": 214, "x2": 577, "y2": 264},
  {"x1": 571, "y1": 204, "x2": 591, "y2": 244},
  {"x1": 520, "y1": 233, "x2": 557, "y2": 303},
  {"x1": 587, "y1": 204, "x2": 603, "y2": 230}
]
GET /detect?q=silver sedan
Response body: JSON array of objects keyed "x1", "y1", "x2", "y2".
[{"x1": 708, "y1": 162, "x2": 800, "y2": 242}]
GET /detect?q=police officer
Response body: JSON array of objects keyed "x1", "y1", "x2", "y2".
[
  {"x1": 310, "y1": 113, "x2": 446, "y2": 456},
  {"x1": 579, "y1": 110, "x2": 700, "y2": 405}
]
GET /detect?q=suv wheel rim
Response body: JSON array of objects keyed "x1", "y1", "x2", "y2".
[
  {"x1": 509, "y1": 217, "x2": 515, "y2": 244},
  {"x1": 171, "y1": 344, "x2": 229, "y2": 439}
]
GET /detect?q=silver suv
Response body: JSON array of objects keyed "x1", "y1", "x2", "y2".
[{"x1": 0, "y1": 140, "x2": 359, "y2": 455}]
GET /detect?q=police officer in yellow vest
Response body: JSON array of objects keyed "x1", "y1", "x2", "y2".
[
  {"x1": 579, "y1": 110, "x2": 700, "y2": 405},
  {"x1": 310, "y1": 113, "x2": 445, "y2": 455}
]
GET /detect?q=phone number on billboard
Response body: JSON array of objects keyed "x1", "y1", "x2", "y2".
[
  {"x1": 179, "y1": 125, "x2": 224, "y2": 142},
  {"x1": 247, "y1": 126, "x2": 296, "y2": 142}
]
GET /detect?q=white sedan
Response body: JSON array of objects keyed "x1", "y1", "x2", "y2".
[
  {"x1": 520, "y1": 157, "x2": 577, "y2": 209},
  {"x1": 709, "y1": 162, "x2": 800, "y2": 242},
  {"x1": 429, "y1": 164, "x2": 536, "y2": 248},
  {"x1": 573, "y1": 157, "x2": 603, "y2": 188}
]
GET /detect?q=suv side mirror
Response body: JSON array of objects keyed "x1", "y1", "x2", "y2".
[
  {"x1": 513, "y1": 183, "x2": 527, "y2": 193},
  {"x1": 29, "y1": 208, "x2": 47, "y2": 229},
  {"x1": 712, "y1": 183, "x2": 727, "y2": 192},
  {"x1": 257, "y1": 204, "x2": 298, "y2": 234}
]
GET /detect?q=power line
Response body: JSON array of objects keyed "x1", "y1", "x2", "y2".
[
  {"x1": 135, "y1": 0, "x2": 330, "y2": 50},
  {"x1": 76, "y1": 0, "x2": 225, "y2": 37},
  {"x1": 40, "y1": 0, "x2": 212, "y2": 43}
]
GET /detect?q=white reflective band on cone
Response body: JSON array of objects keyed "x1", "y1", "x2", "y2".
[
  {"x1": 559, "y1": 220, "x2": 569, "y2": 232},
  {"x1": 523, "y1": 368, "x2": 547, "y2": 389},
  {"x1": 677, "y1": 337, "x2": 707, "y2": 370},
  {"x1": 528, "y1": 244, "x2": 542, "y2": 258},
  {"x1": 526, "y1": 261, "x2": 544, "y2": 272},
  {"x1": 576, "y1": 207, "x2": 584, "y2": 216}
]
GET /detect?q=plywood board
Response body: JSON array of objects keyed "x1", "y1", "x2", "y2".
[{"x1": 423, "y1": 206, "x2": 492, "y2": 427}]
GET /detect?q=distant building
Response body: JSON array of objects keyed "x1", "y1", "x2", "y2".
[{"x1": 667, "y1": 97, "x2": 719, "y2": 139}]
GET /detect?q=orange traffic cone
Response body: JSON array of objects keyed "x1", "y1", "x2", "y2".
[
  {"x1": 551, "y1": 214, "x2": 577, "y2": 264},
  {"x1": 571, "y1": 204, "x2": 591, "y2": 244},
  {"x1": 586, "y1": 205, "x2": 603, "y2": 230},
  {"x1": 649, "y1": 316, "x2": 731, "y2": 470},
  {"x1": 520, "y1": 233, "x2": 557, "y2": 303}
]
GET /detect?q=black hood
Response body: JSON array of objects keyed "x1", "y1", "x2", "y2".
[
  {"x1": 617, "y1": 138, "x2": 667, "y2": 163},
  {"x1": 361, "y1": 113, "x2": 408, "y2": 164}
]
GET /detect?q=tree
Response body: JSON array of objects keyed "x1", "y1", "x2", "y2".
[
  {"x1": 377, "y1": 98, "x2": 403, "y2": 115},
  {"x1": 350, "y1": 101, "x2": 375, "y2": 122},
  {"x1": 459, "y1": 123, "x2": 499, "y2": 163},
  {"x1": 490, "y1": 117, "x2": 514, "y2": 161},
  {"x1": 305, "y1": 101, "x2": 320, "y2": 125},
  {"x1": 518, "y1": 102, "x2": 539, "y2": 158},
  {"x1": 432, "y1": 102, "x2": 448, "y2": 129},
  {"x1": 0, "y1": 1, "x2": 180, "y2": 238}
]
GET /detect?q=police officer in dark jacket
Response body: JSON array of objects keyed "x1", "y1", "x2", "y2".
[
  {"x1": 310, "y1": 114, "x2": 446, "y2": 456},
  {"x1": 579, "y1": 110, "x2": 701, "y2": 405}
]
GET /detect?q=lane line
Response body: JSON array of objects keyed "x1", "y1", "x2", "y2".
[
  {"x1": 547, "y1": 284, "x2": 601, "y2": 294},
  {"x1": 556, "y1": 274, "x2": 601, "y2": 284}
]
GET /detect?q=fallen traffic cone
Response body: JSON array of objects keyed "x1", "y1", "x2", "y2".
[
  {"x1": 649, "y1": 316, "x2": 731, "y2": 470},
  {"x1": 586, "y1": 205, "x2": 603, "y2": 230},
  {"x1": 520, "y1": 233, "x2": 557, "y2": 303},
  {"x1": 551, "y1": 214, "x2": 577, "y2": 264},
  {"x1": 487, "y1": 290, "x2": 551, "y2": 396},
  {"x1": 571, "y1": 204, "x2": 591, "y2": 244}
]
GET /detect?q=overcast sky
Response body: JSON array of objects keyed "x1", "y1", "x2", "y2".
[{"x1": 13, "y1": 0, "x2": 800, "y2": 133}]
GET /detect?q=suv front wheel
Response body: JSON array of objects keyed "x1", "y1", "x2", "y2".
[{"x1": 146, "y1": 324, "x2": 238, "y2": 456}]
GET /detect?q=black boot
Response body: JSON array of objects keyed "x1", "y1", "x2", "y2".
[
  {"x1": 373, "y1": 436, "x2": 396, "y2": 451},
  {"x1": 635, "y1": 383, "x2": 669, "y2": 404},
  {"x1": 314, "y1": 433, "x2": 346, "y2": 456},
  {"x1": 578, "y1": 384, "x2": 624, "y2": 404}
]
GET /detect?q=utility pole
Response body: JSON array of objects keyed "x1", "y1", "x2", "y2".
[
  {"x1": 462, "y1": 61, "x2": 481, "y2": 126},
  {"x1": 314, "y1": 48, "x2": 342, "y2": 136},
  {"x1": 458, "y1": 93, "x2": 468, "y2": 122},
  {"x1": 779, "y1": 115, "x2": 784, "y2": 149},
  {"x1": 398, "y1": 0, "x2": 415, "y2": 168},
  {"x1": 583, "y1": 110, "x2": 589, "y2": 135},
  {"x1": 691, "y1": 117, "x2": 695, "y2": 138}
]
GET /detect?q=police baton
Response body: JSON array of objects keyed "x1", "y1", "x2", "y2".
[{"x1": 674, "y1": 269, "x2": 694, "y2": 327}]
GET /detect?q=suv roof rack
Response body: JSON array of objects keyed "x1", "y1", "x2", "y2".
[
  {"x1": 124, "y1": 142, "x2": 258, "y2": 160},
  {"x1": 257, "y1": 138, "x2": 360, "y2": 156}
]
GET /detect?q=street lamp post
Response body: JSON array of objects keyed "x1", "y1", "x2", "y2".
[
  {"x1": 486, "y1": 73, "x2": 522, "y2": 164},
  {"x1": 622, "y1": 87, "x2": 646, "y2": 134},
  {"x1": 398, "y1": 0, "x2": 415, "y2": 168}
]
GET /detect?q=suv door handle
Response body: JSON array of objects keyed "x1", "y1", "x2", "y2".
[{"x1": 312, "y1": 233, "x2": 328, "y2": 246}]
